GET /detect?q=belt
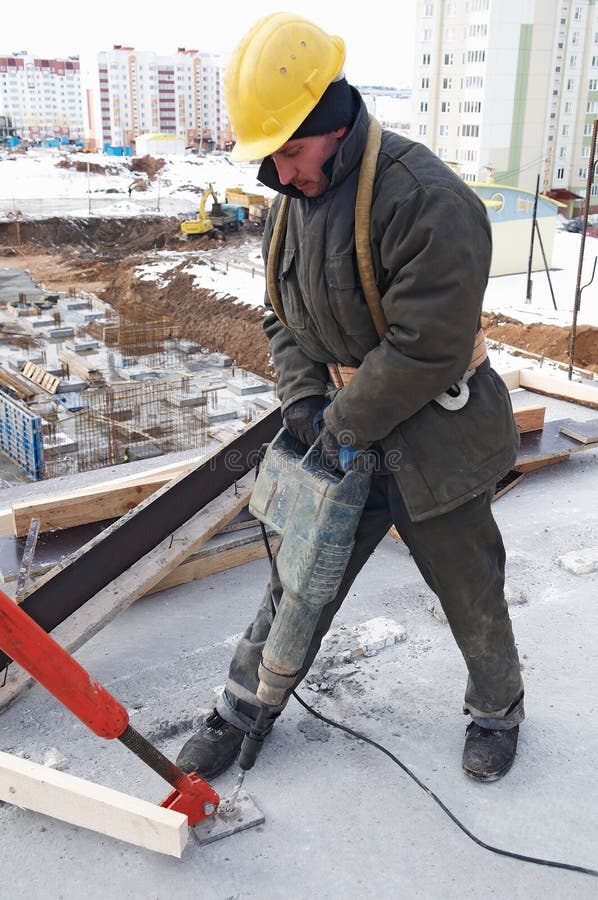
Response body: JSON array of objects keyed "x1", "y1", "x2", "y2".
[{"x1": 327, "y1": 328, "x2": 488, "y2": 389}]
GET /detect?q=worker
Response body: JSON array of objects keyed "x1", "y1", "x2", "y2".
[
  {"x1": 176, "y1": 12, "x2": 524, "y2": 784},
  {"x1": 123, "y1": 447, "x2": 130, "y2": 463}
]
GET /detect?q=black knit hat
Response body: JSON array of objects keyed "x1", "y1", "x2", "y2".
[{"x1": 290, "y1": 76, "x2": 354, "y2": 139}]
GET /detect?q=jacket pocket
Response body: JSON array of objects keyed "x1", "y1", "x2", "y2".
[
  {"x1": 279, "y1": 248, "x2": 305, "y2": 330},
  {"x1": 326, "y1": 252, "x2": 373, "y2": 336}
]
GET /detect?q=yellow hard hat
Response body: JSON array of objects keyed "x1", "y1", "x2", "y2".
[{"x1": 225, "y1": 12, "x2": 346, "y2": 162}]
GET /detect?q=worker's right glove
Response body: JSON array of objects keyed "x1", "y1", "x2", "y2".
[{"x1": 283, "y1": 395, "x2": 328, "y2": 447}]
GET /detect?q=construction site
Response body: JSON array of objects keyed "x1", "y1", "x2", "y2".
[{"x1": 0, "y1": 171, "x2": 598, "y2": 897}]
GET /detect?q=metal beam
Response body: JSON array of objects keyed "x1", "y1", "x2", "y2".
[{"x1": 0, "y1": 408, "x2": 281, "y2": 671}]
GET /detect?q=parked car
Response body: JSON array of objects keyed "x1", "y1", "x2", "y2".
[{"x1": 565, "y1": 213, "x2": 598, "y2": 232}]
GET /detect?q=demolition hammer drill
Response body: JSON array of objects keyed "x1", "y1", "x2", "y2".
[{"x1": 228, "y1": 427, "x2": 374, "y2": 793}]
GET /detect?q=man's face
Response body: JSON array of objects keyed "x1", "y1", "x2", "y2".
[{"x1": 270, "y1": 127, "x2": 348, "y2": 197}]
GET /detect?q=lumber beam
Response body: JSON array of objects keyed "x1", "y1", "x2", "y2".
[
  {"x1": 513, "y1": 405, "x2": 546, "y2": 434},
  {"x1": 0, "y1": 407, "x2": 282, "y2": 672},
  {"x1": 518, "y1": 369, "x2": 598, "y2": 408},
  {"x1": 11, "y1": 477, "x2": 174, "y2": 537},
  {"x1": 0, "y1": 750, "x2": 188, "y2": 857}
]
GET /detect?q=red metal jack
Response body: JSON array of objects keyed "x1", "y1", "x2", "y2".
[{"x1": 0, "y1": 587, "x2": 219, "y2": 826}]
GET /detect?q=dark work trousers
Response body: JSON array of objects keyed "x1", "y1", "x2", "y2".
[{"x1": 217, "y1": 473, "x2": 524, "y2": 733}]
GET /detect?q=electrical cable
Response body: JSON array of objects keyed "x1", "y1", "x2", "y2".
[
  {"x1": 292, "y1": 689, "x2": 598, "y2": 880},
  {"x1": 254, "y1": 510, "x2": 597, "y2": 880}
]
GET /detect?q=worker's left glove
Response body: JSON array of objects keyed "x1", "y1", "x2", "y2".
[{"x1": 283, "y1": 395, "x2": 328, "y2": 447}]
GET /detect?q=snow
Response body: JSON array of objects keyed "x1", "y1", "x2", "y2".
[{"x1": 0, "y1": 146, "x2": 274, "y2": 219}]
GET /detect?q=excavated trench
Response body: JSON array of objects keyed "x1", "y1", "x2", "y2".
[{"x1": 1, "y1": 216, "x2": 597, "y2": 377}]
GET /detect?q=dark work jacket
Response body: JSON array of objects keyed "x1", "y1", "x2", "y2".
[{"x1": 259, "y1": 90, "x2": 519, "y2": 522}]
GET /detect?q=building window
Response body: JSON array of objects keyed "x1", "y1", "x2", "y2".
[
  {"x1": 570, "y1": 55, "x2": 577, "y2": 68},
  {"x1": 579, "y1": 168, "x2": 587, "y2": 179},
  {"x1": 419, "y1": 124, "x2": 427, "y2": 136},
  {"x1": 557, "y1": 168, "x2": 565, "y2": 179},
  {"x1": 423, "y1": 28, "x2": 433, "y2": 41},
  {"x1": 441, "y1": 101, "x2": 451, "y2": 112},
  {"x1": 437, "y1": 146, "x2": 447, "y2": 159},
  {"x1": 567, "y1": 79, "x2": 575, "y2": 91},
  {"x1": 423, "y1": 3, "x2": 434, "y2": 15},
  {"x1": 585, "y1": 123, "x2": 593, "y2": 136},
  {"x1": 574, "y1": 6, "x2": 582, "y2": 21},
  {"x1": 444, "y1": 53, "x2": 454, "y2": 65},
  {"x1": 439, "y1": 124, "x2": 449, "y2": 136},
  {"x1": 442, "y1": 77, "x2": 452, "y2": 89},
  {"x1": 565, "y1": 102, "x2": 573, "y2": 113},
  {"x1": 422, "y1": 53, "x2": 431, "y2": 65},
  {"x1": 590, "y1": 79, "x2": 598, "y2": 91},
  {"x1": 559, "y1": 146, "x2": 568, "y2": 159},
  {"x1": 420, "y1": 101, "x2": 428, "y2": 112},
  {"x1": 421, "y1": 77, "x2": 430, "y2": 89}
]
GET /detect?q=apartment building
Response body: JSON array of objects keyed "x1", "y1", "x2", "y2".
[
  {"x1": 0, "y1": 52, "x2": 84, "y2": 143},
  {"x1": 412, "y1": 0, "x2": 598, "y2": 203},
  {"x1": 97, "y1": 47, "x2": 228, "y2": 151}
]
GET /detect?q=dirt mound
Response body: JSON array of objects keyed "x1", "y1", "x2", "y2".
[
  {"x1": 481, "y1": 311, "x2": 598, "y2": 373},
  {"x1": 130, "y1": 155, "x2": 166, "y2": 180},
  {"x1": 0, "y1": 216, "x2": 183, "y2": 253},
  {"x1": 101, "y1": 260, "x2": 274, "y2": 380}
]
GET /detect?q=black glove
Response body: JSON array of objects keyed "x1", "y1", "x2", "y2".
[{"x1": 283, "y1": 395, "x2": 327, "y2": 447}]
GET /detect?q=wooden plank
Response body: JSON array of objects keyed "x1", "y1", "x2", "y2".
[
  {"x1": 514, "y1": 419, "x2": 583, "y2": 473},
  {"x1": 0, "y1": 750, "x2": 188, "y2": 857},
  {"x1": 498, "y1": 368, "x2": 522, "y2": 390},
  {"x1": 519, "y1": 369, "x2": 598, "y2": 409},
  {"x1": 493, "y1": 470, "x2": 525, "y2": 500},
  {"x1": 558, "y1": 418, "x2": 598, "y2": 444},
  {"x1": 12, "y1": 477, "x2": 173, "y2": 537},
  {"x1": 513, "y1": 405, "x2": 546, "y2": 434},
  {"x1": 149, "y1": 528, "x2": 280, "y2": 595}
]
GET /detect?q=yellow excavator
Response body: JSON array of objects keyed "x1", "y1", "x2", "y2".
[{"x1": 180, "y1": 183, "x2": 244, "y2": 237}]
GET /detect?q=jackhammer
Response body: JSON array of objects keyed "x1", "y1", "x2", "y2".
[{"x1": 224, "y1": 427, "x2": 373, "y2": 807}]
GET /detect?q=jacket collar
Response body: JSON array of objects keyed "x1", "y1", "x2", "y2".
[{"x1": 257, "y1": 88, "x2": 369, "y2": 199}]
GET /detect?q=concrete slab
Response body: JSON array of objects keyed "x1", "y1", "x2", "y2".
[{"x1": 0, "y1": 400, "x2": 597, "y2": 897}]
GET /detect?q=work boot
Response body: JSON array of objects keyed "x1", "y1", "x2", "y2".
[
  {"x1": 176, "y1": 709, "x2": 245, "y2": 779},
  {"x1": 462, "y1": 722, "x2": 519, "y2": 782}
]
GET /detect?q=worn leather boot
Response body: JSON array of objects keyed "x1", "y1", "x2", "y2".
[
  {"x1": 462, "y1": 722, "x2": 519, "y2": 782},
  {"x1": 176, "y1": 709, "x2": 245, "y2": 779}
]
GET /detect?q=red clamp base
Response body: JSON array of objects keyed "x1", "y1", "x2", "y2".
[{"x1": 160, "y1": 772, "x2": 220, "y2": 826}]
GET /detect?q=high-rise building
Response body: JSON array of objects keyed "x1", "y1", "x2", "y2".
[
  {"x1": 97, "y1": 46, "x2": 229, "y2": 151},
  {"x1": 411, "y1": 0, "x2": 598, "y2": 204},
  {"x1": 0, "y1": 52, "x2": 84, "y2": 143}
]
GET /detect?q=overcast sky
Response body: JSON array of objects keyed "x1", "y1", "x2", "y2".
[{"x1": 3, "y1": 1, "x2": 417, "y2": 87}]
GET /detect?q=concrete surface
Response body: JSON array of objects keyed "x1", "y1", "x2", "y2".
[{"x1": 0, "y1": 390, "x2": 598, "y2": 899}]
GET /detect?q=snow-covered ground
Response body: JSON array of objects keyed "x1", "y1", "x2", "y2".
[{"x1": 0, "y1": 146, "x2": 274, "y2": 219}]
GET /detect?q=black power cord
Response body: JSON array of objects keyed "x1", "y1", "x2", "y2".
[
  {"x1": 253, "y1": 492, "x2": 597, "y2": 881},
  {"x1": 292, "y1": 689, "x2": 597, "y2": 880}
]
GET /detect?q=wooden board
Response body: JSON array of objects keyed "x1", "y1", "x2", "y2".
[
  {"x1": 518, "y1": 369, "x2": 598, "y2": 409},
  {"x1": 558, "y1": 418, "x2": 598, "y2": 444},
  {"x1": 513, "y1": 405, "x2": 545, "y2": 434},
  {"x1": 0, "y1": 750, "x2": 188, "y2": 857},
  {"x1": 12, "y1": 478, "x2": 173, "y2": 537},
  {"x1": 514, "y1": 419, "x2": 586, "y2": 473},
  {"x1": 148, "y1": 526, "x2": 280, "y2": 595}
]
